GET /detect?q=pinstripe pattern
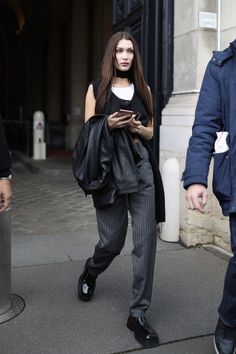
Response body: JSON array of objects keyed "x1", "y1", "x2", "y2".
[{"x1": 88, "y1": 143, "x2": 157, "y2": 317}]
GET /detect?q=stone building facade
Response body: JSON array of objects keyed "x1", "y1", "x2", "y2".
[{"x1": 160, "y1": 0, "x2": 236, "y2": 252}]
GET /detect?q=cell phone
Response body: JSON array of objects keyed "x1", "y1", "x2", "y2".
[
  {"x1": 134, "y1": 112, "x2": 141, "y2": 120},
  {"x1": 116, "y1": 109, "x2": 135, "y2": 117}
]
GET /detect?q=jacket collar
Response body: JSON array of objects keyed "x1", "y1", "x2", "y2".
[
  {"x1": 210, "y1": 39, "x2": 236, "y2": 66},
  {"x1": 230, "y1": 39, "x2": 236, "y2": 54}
]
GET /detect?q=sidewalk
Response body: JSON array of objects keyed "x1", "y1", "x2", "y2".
[{"x1": 0, "y1": 155, "x2": 230, "y2": 354}]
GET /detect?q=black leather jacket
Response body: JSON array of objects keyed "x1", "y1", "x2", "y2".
[
  {"x1": 72, "y1": 114, "x2": 165, "y2": 223},
  {"x1": 0, "y1": 118, "x2": 11, "y2": 178}
]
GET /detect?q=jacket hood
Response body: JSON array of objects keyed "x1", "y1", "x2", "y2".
[{"x1": 211, "y1": 40, "x2": 236, "y2": 66}]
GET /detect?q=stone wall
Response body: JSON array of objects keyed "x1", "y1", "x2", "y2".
[
  {"x1": 160, "y1": 0, "x2": 234, "y2": 251},
  {"x1": 221, "y1": 0, "x2": 236, "y2": 48}
]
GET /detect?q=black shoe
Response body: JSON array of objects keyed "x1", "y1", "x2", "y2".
[
  {"x1": 78, "y1": 258, "x2": 96, "y2": 301},
  {"x1": 127, "y1": 315, "x2": 160, "y2": 348},
  {"x1": 214, "y1": 318, "x2": 236, "y2": 354}
]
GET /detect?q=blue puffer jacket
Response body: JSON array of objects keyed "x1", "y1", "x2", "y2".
[{"x1": 182, "y1": 39, "x2": 236, "y2": 216}]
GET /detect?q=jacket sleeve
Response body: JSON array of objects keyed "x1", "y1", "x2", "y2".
[
  {"x1": 182, "y1": 61, "x2": 223, "y2": 189},
  {"x1": 0, "y1": 118, "x2": 11, "y2": 178},
  {"x1": 72, "y1": 115, "x2": 114, "y2": 193}
]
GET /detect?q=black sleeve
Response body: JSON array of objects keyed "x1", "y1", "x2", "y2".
[{"x1": 0, "y1": 118, "x2": 11, "y2": 177}]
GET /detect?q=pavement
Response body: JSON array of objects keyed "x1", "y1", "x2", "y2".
[{"x1": 0, "y1": 153, "x2": 232, "y2": 354}]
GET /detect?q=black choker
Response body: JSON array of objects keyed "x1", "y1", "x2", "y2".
[{"x1": 115, "y1": 69, "x2": 131, "y2": 79}]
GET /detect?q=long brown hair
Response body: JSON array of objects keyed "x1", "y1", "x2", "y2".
[{"x1": 95, "y1": 31, "x2": 153, "y2": 122}]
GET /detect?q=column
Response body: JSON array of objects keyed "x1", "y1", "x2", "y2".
[
  {"x1": 47, "y1": 21, "x2": 61, "y2": 123},
  {"x1": 65, "y1": 0, "x2": 88, "y2": 150},
  {"x1": 160, "y1": 0, "x2": 220, "y2": 247}
]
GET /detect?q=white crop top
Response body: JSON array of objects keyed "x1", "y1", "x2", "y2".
[{"x1": 111, "y1": 84, "x2": 134, "y2": 101}]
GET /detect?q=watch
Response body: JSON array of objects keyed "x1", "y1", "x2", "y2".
[{"x1": 0, "y1": 174, "x2": 12, "y2": 180}]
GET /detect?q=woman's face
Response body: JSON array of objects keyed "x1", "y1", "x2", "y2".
[{"x1": 115, "y1": 39, "x2": 134, "y2": 72}]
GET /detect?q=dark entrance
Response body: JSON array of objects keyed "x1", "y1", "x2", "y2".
[{"x1": 112, "y1": 0, "x2": 174, "y2": 160}]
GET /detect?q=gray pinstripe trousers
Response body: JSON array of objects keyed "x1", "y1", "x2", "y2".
[{"x1": 88, "y1": 143, "x2": 157, "y2": 317}]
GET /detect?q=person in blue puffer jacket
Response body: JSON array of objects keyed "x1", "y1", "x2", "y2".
[{"x1": 183, "y1": 39, "x2": 236, "y2": 354}]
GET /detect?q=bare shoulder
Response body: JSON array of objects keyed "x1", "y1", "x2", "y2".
[
  {"x1": 85, "y1": 84, "x2": 96, "y2": 104},
  {"x1": 86, "y1": 83, "x2": 95, "y2": 97},
  {"x1": 85, "y1": 84, "x2": 96, "y2": 121}
]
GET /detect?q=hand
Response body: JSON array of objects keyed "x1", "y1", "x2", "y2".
[
  {"x1": 107, "y1": 112, "x2": 133, "y2": 130},
  {"x1": 0, "y1": 179, "x2": 12, "y2": 212},
  {"x1": 128, "y1": 117, "x2": 142, "y2": 134},
  {"x1": 186, "y1": 184, "x2": 207, "y2": 214}
]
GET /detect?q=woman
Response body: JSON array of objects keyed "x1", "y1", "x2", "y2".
[{"x1": 78, "y1": 31, "x2": 165, "y2": 348}]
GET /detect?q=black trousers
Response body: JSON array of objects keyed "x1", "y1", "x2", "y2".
[
  {"x1": 87, "y1": 143, "x2": 158, "y2": 317},
  {"x1": 219, "y1": 214, "x2": 236, "y2": 326}
]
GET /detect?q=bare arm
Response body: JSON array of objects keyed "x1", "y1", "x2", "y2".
[
  {"x1": 0, "y1": 179, "x2": 12, "y2": 212},
  {"x1": 186, "y1": 184, "x2": 208, "y2": 214},
  {"x1": 84, "y1": 84, "x2": 96, "y2": 122}
]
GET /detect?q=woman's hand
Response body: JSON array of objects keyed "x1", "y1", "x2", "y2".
[
  {"x1": 107, "y1": 112, "x2": 134, "y2": 130},
  {"x1": 128, "y1": 118, "x2": 153, "y2": 140},
  {"x1": 128, "y1": 118, "x2": 142, "y2": 134}
]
